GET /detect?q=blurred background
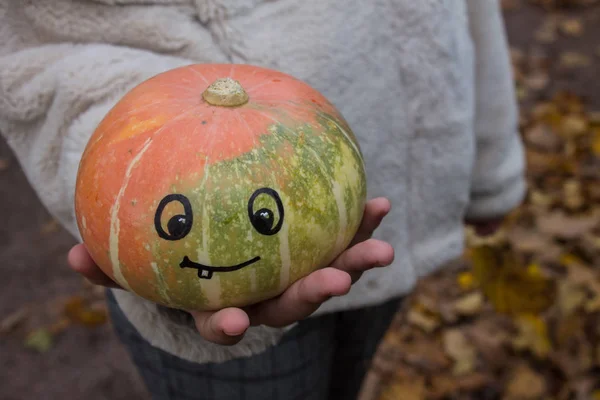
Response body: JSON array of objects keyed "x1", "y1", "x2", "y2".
[{"x1": 1, "y1": 1, "x2": 599, "y2": 399}]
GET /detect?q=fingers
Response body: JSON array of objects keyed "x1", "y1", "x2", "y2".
[
  {"x1": 246, "y1": 267, "x2": 351, "y2": 328},
  {"x1": 189, "y1": 308, "x2": 250, "y2": 346},
  {"x1": 70, "y1": 245, "x2": 250, "y2": 346},
  {"x1": 329, "y1": 238, "x2": 394, "y2": 282},
  {"x1": 67, "y1": 244, "x2": 122, "y2": 289},
  {"x1": 350, "y1": 197, "x2": 391, "y2": 246}
]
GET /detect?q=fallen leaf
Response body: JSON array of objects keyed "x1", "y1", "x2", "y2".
[
  {"x1": 552, "y1": 337, "x2": 595, "y2": 378},
  {"x1": 557, "y1": 280, "x2": 587, "y2": 315},
  {"x1": 470, "y1": 242, "x2": 555, "y2": 315},
  {"x1": 526, "y1": 149, "x2": 565, "y2": 174},
  {"x1": 0, "y1": 306, "x2": 30, "y2": 334},
  {"x1": 407, "y1": 309, "x2": 439, "y2": 333},
  {"x1": 452, "y1": 292, "x2": 484, "y2": 317},
  {"x1": 535, "y1": 16, "x2": 558, "y2": 43},
  {"x1": 592, "y1": 127, "x2": 600, "y2": 156},
  {"x1": 24, "y1": 328, "x2": 54, "y2": 353},
  {"x1": 529, "y1": 190, "x2": 555, "y2": 209},
  {"x1": 0, "y1": 158, "x2": 9, "y2": 172},
  {"x1": 64, "y1": 296, "x2": 108, "y2": 327},
  {"x1": 393, "y1": 333, "x2": 452, "y2": 372},
  {"x1": 443, "y1": 329, "x2": 478, "y2": 376},
  {"x1": 467, "y1": 318, "x2": 511, "y2": 368},
  {"x1": 505, "y1": 363, "x2": 547, "y2": 399},
  {"x1": 561, "y1": 257, "x2": 600, "y2": 309},
  {"x1": 559, "y1": 18, "x2": 584, "y2": 36},
  {"x1": 378, "y1": 376, "x2": 425, "y2": 400},
  {"x1": 536, "y1": 211, "x2": 598, "y2": 239},
  {"x1": 559, "y1": 115, "x2": 588, "y2": 138},
  {"x1": 511, "y1": 315, "x2": 552, "y2": 359},
  {"x1": 511, "y1": 47, "x2": 526, "y2": 65},
  {"x1": 524, "y1": 71, "x2": 550, "y2": 91},
  {"x1": 580, "y1": 232, "x2": 600, "y2": 258},
  {"x1": 562, "y1": 179, "x2": 585, "y2": 210},
  {"x1": 560, "y1": 52, "x2": 592, "y2": 68},
  {"x1": 40, "y1": 219, "x2": 60, "y2": 235},
  {"x1": 525, "y1": 123, "x2": 562, "y2": 151},
  {"x1": 554, "y1": 312, "x2": 585, "y2": 347},
  {"x1": 430, "y1": 373, "x2": 496, "y2": 399},
  {"x1": 457, "y1": 271, "x2": 477, "y2": 291},
  {"x1": 507, "y1": 227, "x2": 561, "y2": 258}
]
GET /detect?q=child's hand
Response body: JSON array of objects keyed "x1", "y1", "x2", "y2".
[{"x1": 68, "y1": 198, "x2": 394, "y2": 346}]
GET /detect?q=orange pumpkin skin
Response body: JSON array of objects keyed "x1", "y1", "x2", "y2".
[{"x1": 74, "y1": 64, "x2": 366, "y2": 311}]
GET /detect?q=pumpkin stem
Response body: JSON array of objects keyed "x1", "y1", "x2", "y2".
[{"x1": 202, "y1": 78, "x2": 249, "y2": 107}]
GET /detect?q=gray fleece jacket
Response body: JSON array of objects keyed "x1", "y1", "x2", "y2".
[{"x1": 0, "y1": 0, "x2": 525, "y2": 364}]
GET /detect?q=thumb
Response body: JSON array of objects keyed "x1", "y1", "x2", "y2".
[{"x1": 188, "y1": 308, "x2": 250, "y2": 346}]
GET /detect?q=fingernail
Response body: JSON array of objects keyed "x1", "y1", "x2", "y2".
[{"x1": 223, "y1": 327, "x2": 246, "y2": 337}]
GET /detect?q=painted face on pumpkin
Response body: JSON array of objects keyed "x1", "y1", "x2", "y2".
[{"x1": 153, "y1": 188, "x2": 284, "y2": 280}]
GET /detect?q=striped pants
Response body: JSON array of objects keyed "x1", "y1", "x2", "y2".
[{"x1": 106, "y1": 290, "x2": 402, "y2": 400}]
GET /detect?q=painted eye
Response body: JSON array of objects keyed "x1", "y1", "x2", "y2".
[
  {"x1": 247, "y1": 188, "x2": 284, "y2": 236},
  {"x1": 154, "y1": 194, "x2": 193, "y2": 241}
]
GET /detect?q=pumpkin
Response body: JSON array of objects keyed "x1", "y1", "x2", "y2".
[{"x1": 74, "y1": 64, "x2": 366, "y2": 311}]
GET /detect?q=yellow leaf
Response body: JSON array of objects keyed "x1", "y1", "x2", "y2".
[
  {"x1": 560, "y1": 253, "x2": 586, "y2": 267},
  {"x1": 525, "y1": 263, "x2": 544, "y2": 278},
  {"x1": 512, "y1": 315, "x2": 552, "y2": 359},
  {"x1": 457, "y1": 271, "x2": 476, "y2": 290},
  {"x1": 64, "y1": 296, "x2": 108, "y2": 327},
  {"x1": 24, "y1": 328, "x2": 54, "y2": 353},
  {"x1": 469, "y1": 242, "x2": 555, "y2": 315}
]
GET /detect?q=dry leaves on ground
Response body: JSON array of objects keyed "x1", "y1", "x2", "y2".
[
  {"x1": 0, "y1": 280, "x2": 108, "y2": 353},
  {"x1": 362, "y1": 61, "x2": 600, "y2": 400}
]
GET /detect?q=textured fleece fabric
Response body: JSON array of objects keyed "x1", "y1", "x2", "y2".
[{"x1": 0, "y1": 0, "x2": 526, "y2": 364}]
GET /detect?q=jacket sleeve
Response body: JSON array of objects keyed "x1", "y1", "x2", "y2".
[
  {"x1": 0, "y1": 40, "x2": 193, "y2": 239},
  {"x1": 464, "y1": 0, "x2": 527, "y2": 220}
]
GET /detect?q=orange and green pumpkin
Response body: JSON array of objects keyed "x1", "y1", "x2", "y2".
[{"x1": 74, "y1": 64, "x2": 366, "y2": 311}]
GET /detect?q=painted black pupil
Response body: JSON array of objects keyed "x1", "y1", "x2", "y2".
[
  {"x1": 167, "y1": 215, "x2": 188, "y2": 238},
  {"x1": 252, "y1": 208, "x2": 274, "y2": 233},
  {"x1": 247, "y1": 187, "x2": 284, "y2": 236},
  {"x1": 154, "y1": 194, "x2": 193, "y2": 241}
]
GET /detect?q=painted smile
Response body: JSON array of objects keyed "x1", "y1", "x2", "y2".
[{"x1": 179, "y1": 256, "x2": 261, "y2": 279}]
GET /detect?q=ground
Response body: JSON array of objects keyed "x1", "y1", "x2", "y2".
[{"x1": 1, "y1": 2, "x2": 599, "y2": 399}]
